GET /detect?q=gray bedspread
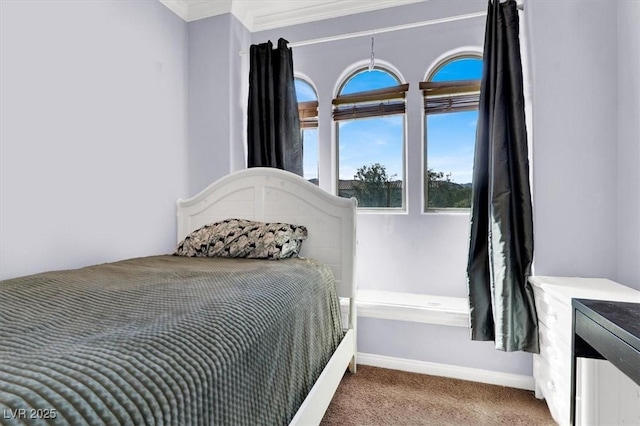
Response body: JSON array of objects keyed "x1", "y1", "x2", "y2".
[{"x1": 0, "y1": 256, "x2": 344, "y2": 425}]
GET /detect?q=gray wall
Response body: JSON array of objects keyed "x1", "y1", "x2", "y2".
[
  {"x1": 527, "y1": 0, "x2": 619, "y2": 281},
  {"x1": 250, "y1": 0, "x2": 640, "y2": 373},
  {"x1": 188, "y1": 15, "x2": 232, "y2": 196},
  {"x1": 2, "y1": 0, "x2": 636, "y2": 379},
  {"x1": 616, "y1": 0, "x2": 640, "y2": 290},
  {"x1": 254, "y1": 0, "x2": 487, "y2": 299},
  {"x1": 187, "y1": 13, "x2": 250, "y2": 196},
  {"x1": 527, "y1": 0, "x2": 640, "y2": 292},
  {"x1": 253, "y1": 0, "x2": 534, "y2": 375},
  {"x1": 0, "y1": 0, "x2": 189, "y2": 279}
]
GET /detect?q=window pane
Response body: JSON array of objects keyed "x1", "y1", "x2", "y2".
[
  {"x1": 432, "y1": 57, "x2": 483, "y2": 82},
  {"x1": 337, "y1": 68, "x2": 405, "y2": 209},
  {"x1": 295, "y1": 78, "x2": 318, "y2": 184},
  {"x1": 338, "y1": 115, "x2": 403, "y2": 208},
  {"x1": 302, "y1": 128, "x2": 318, "y2": 185},
  {"x1": 340, "y1": 69, "x2": 399, "y2": 95},
  {"x1": 424, "y1": 56, "x2": 481, "y2": 210},
  {"x1": 295, "y1": 79, "x2": 317, "y2": 101},
  {"x1": 426, "y1": 111, "x2": 476, "y2": 208}
]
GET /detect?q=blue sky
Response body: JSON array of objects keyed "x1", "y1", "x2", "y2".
[
  {"x1": 426, "y1": 58, "x2": 481, "y2": 183},
  {"x1": 295, "y1": 80, "x2": 317, "y2": 102},
  {"x1": 296, "y1": 58, "x2": 482, "y2": 184},
  {"x1": 339, "y1": 115, "x2": 403, "y2": 181}
]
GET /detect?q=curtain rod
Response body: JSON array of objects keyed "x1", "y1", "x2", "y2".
[
  {"x1": 238, "y1": 2, "x2": 524, "y2": 56},
  {"x1": 238, "y1": 10, "x2": 487, "y2": 56}
]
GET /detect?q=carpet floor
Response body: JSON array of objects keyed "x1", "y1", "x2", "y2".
[{"x1": 320, "y1": 365, "x2": 555, "y2": 426}]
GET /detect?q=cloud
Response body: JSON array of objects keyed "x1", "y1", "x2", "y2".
[{"x1": 428, "y1": 152, "x2": 474, "y2": 184}]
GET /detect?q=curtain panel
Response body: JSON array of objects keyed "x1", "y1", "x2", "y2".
[
  {"x1": 247, "y1": 38, "x2": 303, "y2": 176},
  {"x1": 467, "y1": 0, "x2": 539, "y2": 353}
]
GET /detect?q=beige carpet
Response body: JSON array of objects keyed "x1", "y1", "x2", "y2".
[{"x1": 320, "y1": 365, "x2": 555, "y2": 426}]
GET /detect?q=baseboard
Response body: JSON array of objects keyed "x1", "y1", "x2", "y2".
[{"x1": 358, "y1": 352, "x2": 536, "y2": 391}]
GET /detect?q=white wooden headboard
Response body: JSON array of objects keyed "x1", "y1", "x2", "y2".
[{"x1": 176, "y1": 167, "x2": 357, "y2": 299}]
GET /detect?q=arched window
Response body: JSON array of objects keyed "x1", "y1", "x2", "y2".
[
  {"x1": 295, "y1": 77, "x2": 319, "y2": 185},
  {"x1": 333, "y1": 67, "x2": 408, "y2": 209},
  {"x1": 422, "y1": 55, "x2": 482, "y2": 210}
]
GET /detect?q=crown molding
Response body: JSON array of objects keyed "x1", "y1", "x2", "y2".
[
  {"x1": 160, "y1": 0, "x2": 428, "y2": 31},
  {"x1": 159, "y1": 0, "x2": 232, "y2": 22},
  {"x1": 158, "y1": 0, "x2": 191, "y2": 21},
  {"x1": 249, "y1": 0, "x2": 427, "y2": 32}
]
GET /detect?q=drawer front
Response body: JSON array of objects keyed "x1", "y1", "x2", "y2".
[
  {"x1": 538, "y1": 321, "x2": 571, "y2": 374},
  {"x1": 534, "y1": 354, "x2": 570, "y2": 425},
  {"x1": 533, "y1": 287, "x2": 556, "y2": 326},
  {"x1": 533, "y1": 288, "x2": 572, "y2": 341}
]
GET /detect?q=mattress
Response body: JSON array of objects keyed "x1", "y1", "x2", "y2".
[{"x1": 0, "y1": 255, "x2": 344, "y2": 425}]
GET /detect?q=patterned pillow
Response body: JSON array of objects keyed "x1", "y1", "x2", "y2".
[{"x1": 174, "y1": 218, "x2": 308, "y2": 260}]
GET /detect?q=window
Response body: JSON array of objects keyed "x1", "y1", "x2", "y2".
[
  {"x1": 295, "y1": 78, "x2": 319, "y2": 185},
  {"x1": 422, "y1": 56, "x2": 482, "y2": 210},
  {"x1": 333, "y1": 67, "x2": 407, "y2": 209}
]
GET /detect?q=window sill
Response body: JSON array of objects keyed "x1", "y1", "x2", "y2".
[
  {"x1": 357, "y1": 209, "x2": 407, "y2": 215},
  {"x1": 422, "y1": 209, "x2": 471, "y2": 215},
  {"x1": 341, "y1": 290, "x2": 469, "y2": 328}
]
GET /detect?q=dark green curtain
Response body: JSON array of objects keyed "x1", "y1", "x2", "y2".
[
  {"x1": 467, "y1": 0, "x2": 538, "y2": 353},
  {"x1": 247, "y1": 38, "x2": 303, "y2": 176}
]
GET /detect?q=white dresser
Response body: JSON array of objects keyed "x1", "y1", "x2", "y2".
[{"x1": 529, "y1": 276, "x2": 640, "y2": 426}]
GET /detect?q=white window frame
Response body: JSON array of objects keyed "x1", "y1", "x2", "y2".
[
  {"x1": 422, "y1": 48, "x2": 483, "y2": 214},
  {"x1": 333, "y1": 61, "x2": 408, "y2": 213},
  {"x1": 294, "y1": 74, "x2": 320, "y2": 185}
]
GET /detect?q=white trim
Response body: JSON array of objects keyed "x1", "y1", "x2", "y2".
[
  {"x1": 355, "y1": 209, "x2": 408, "y2": 216},
  {"x1": 187, "y1": 0, "x2": 233, "y2": 22},
  {"x1": 286, "y1": 11, "x2": 485, "y2": 49},
  {"x1": 251, "y1": 0, "x2": 427, "y2": 32},
  {"x1": 332, "y1": 61, "x2": 408, "y2": 213},
  {"x1": 423, "y1": 46, "x2": 484, "y2": 82},
  {"x1": 341, "y1": 290, "x2": 470, "y2": 328},
  {"x1": 158, "y1": 0, "x2": 191, "y2": 21},
  {"x1": 159, "y1": 0, "x2": 232, "y2": 23},
  {"x1": 358, "y1": 352, "x2": 536, "y2": 391},
  {"x1": 159, "y1": 0, "x2": 427, "y2": 30},
  {"x1": 421, "y1": 48, "x2": 482, "y2": 214},
  {"x1": 238, "y1": 10, "x2": 487, "y2": 55},
  {"x1": 333, "y1": 59, "x2": 407, "y2": 98},
  {"x1": 293, "y1": 72, "x2": 318, "y2": 100}
]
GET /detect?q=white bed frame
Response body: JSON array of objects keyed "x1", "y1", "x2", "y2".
[{"x1": 176, "y1": 167, "x2": 357, "y2": 426}]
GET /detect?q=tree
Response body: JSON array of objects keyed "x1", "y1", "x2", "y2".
[
  {"x1": 426, "y1": 168, "x2": 472, "y2": 208},
  {"x1": 352, "y1": 163, "x2": 401, "y2": 208}
]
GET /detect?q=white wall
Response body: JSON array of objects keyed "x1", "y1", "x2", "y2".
[{"x1": 0, "y1": 0, "x2": 189, "y2": 279}]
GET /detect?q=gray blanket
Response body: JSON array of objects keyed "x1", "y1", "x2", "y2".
[{"x1": 0, "y1": 256, "x2": 344, "y2": 425}]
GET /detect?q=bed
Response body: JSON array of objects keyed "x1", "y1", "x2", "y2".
[{"x1": 0, "y1": 167, "x2": 357, "y2": 425}]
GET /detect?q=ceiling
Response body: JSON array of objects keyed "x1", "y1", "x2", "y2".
[{"x1": 159, "y1": 0, "x2": 428, "y2": 32}]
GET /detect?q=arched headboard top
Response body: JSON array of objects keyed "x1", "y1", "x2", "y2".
[{"x1": 176, "y1": 167, "x2": 357, "y2": 298}]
